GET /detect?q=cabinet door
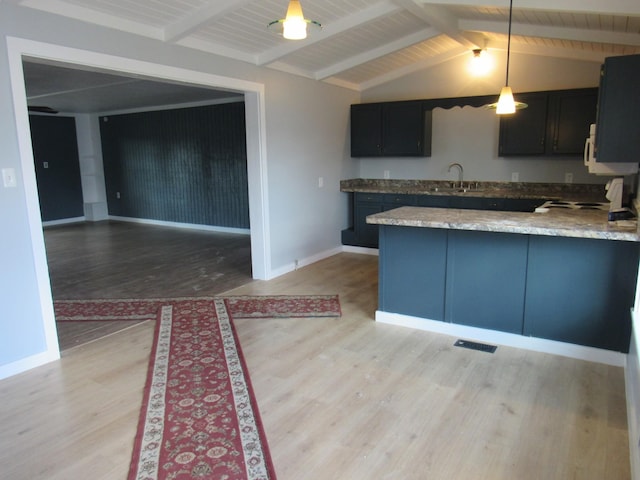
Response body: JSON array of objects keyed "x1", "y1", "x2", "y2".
[
  {"x1": 445, "y1": 230, "x2": 528, "y2": 333},
  {"x1": 548, "y1": 89, "x2": 597, "y2": 155},
  {"x1": 524, "y1": 236, "x2": 639, "y2": 351},
  {"x1": 449, "y1": 196, "x2": 504, "y2": 210},
  {"x1": 595, "y1": 54, "x2": 640, "y2": 163},
  {"x1": 502, "y1": 198, "x2": 546, "y2": 212},
  {"x1": 383, "y1": 193, "x2": 417, "y2": 209},
  {"x1": 379, "y1": 226, "x2": 448, "y2": 320},
  {"x1": 351, "y1": 104, "x2": 382, "y2": 157},
  {"x1": 354, "y1": 193, "x2": 384, "y2": 247},
  {"x1": 499, "y1": 92, "x2": 548, "y2": 155},
  {"x1": 416, "y1": 195, "x2": 451, "y2": 208},
  {"x1": 382, "y1": 101, "x2": 427, "y2": 156}
]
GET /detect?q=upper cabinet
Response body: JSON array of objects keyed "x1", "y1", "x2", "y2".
[
  {"x1": 351, "y1": 101, "x2": 432, "y2": 157},
  {"x1": 499, "y1": 88, "x2": 598, "y2": 156},
  {"x1": 595, "y1": 54, "x2": 640, "y2": 163}
]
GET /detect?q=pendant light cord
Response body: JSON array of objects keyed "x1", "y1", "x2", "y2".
[{"x1": 505, "y1": 0, "x2": 513, "y2": 87}]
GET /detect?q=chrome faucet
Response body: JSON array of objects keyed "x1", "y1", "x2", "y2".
[{"x1": 448, "y1": 163, "x2": 464, "y2": 188}]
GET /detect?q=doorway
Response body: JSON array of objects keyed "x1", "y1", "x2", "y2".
[{"x1": 7, "y1": 37, "x2": 270, "y2": 359}]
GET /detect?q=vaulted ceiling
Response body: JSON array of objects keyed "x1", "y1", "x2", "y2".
[{"x1": 11, "y1": 0, "x2": 640, "y2": 113}]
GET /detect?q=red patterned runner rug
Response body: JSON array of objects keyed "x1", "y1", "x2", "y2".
[
  {"x1": 54, "y1": 295, "x2": 341, "y2": 321},
  {"x1": 128, "y1": 298, "x2": 276, "y2": 480}
]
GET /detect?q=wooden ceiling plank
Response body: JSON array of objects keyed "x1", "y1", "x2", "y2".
[
  {"x1": 417, "y1": 0, "x2": 640, "y2": 17},
  {"x1": 257, "y1": 1, "x2": 402, "y2": 66},
  {"x1": 163, "y1": 0, "x2": 254, "y2": 43},
  {"x1": 316, "y1": 27, "x2": 440, "y2": 79},
  {"x1": 461, "y1": 18, "x2": 640, "y2": 47}
]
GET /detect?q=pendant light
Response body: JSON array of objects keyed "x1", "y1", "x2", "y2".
[
  {"x1": 486, "y1": 0, "x2": 527, "y2": 114},
  {"x1": 268, "y1": 0, "x2": 321, "y2": 40}
]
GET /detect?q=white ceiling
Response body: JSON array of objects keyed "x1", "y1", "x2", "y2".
[{"x1": 14, "y1": 0, "x2": 640, "y2": 113}]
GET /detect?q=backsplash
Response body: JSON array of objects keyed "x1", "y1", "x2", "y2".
[{"x1": 341, "y1": 178, "x2": 610, "y2": 202}]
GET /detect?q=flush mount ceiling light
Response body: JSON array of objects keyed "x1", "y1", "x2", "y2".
[
  {"x1": 268, "y1": 0, "x2": 321, "y2": 40},
  {"x1": 469, "y1": 48, "x2": 493, "y2": 76},
  {"x1": 486, "y1": 0, "x2": 527, "y2": 114}
]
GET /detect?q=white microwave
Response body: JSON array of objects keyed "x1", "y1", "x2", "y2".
[{"x1": 584, "y1": 124, "x2": 638, "y2": 175}]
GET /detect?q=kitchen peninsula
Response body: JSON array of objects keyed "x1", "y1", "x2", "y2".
[{"x1": 365, "y1": 195, "x2": 640, "y2": 364}]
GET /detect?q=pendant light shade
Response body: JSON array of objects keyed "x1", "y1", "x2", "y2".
[
  {"x1": 268, "y1": 0, "x2": 321, "y2": 40},
  {"x1": 486, "y1": 0, "x2": 527, "y2": 114},
  {"x1": 496, "y1": 86, "x2": 516, "y2": 114}
]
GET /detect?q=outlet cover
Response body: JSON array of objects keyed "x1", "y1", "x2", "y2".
[
  {"x1": 511, "y1": 172, "x2": 519, "y2": 182},
  {"x1": 383, "y1": 170, "x2": 390, "y2": 179},
  {"x1": 565, "y1": 172, "x2": 573, "y2": 184}
]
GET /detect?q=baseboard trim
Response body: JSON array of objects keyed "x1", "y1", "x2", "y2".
[
  {"x1": 376, "y1": 310, "x2": 626, "y2": 367},
  {"x1": 341, "y1": 245, "x2": 379, "y2": 256},
  {"x1": 108, "y1": 216, "x2": 250, "y2": 235},
  {"x1": 268, "y1": 247, "x2": 344, "y2": 280},
  {"x1": 0, "y1": 349, "x2": 60, "y2": 381},
  {"x1": 42, "y1": 216, "x2": 85, "y2": 227}
]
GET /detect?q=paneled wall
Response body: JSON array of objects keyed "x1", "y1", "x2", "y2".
[
  {"x1": 29, "y1": 115, "x2": 84, "y2": 221},
  {"x1": 100, "y1": 102, "x2": 249, "y2": 228}
]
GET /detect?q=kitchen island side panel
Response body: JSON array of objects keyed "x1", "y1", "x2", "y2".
[
  {"x1": 379, "y1": 225, "x2": 447, "y2": 321},
  {"x1": 523, "y1": 236, "x2": 640, "y2": 352},
  {"x1": 445, "y1": 230, "x2": 529, "y2": 334}
]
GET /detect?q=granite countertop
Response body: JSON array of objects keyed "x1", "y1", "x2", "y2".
[
  {"x1": 341, "y1": 178, "x2": 608, "y2": 202},
  {"x1": 366, "y1": 206, "x2": 640, "y2": 242}
]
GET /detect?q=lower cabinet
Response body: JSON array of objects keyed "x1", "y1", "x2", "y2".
[
  {"x1": 523, "y1": 235, "x2": 639, "y2": 351},
  {"x1": 343, "y1": 193, "x2": 546, "y2": 248},
  {"x1": 379, "y1": 226, "x2": 447, "y2": 320},
  {"x1": 348, "y1": 193, "x2": 417, "y2": 248},
  {"x1": 378, "y1": 225, "x2": 639, "y2": 352},
  {"x1": 445, "y1": 230, "x2": 528, "y2": 334}
]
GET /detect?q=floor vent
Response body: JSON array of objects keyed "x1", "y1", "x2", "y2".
[{"x1": 454, "y1": 339, "x2": 497, "y2": 353}]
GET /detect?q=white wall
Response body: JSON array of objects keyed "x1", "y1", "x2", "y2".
[
  {"x1": 358, "y1": 52, "x2": 607, "y2": 185},
  {"x1": 0, "y1": 4, "x2": 359, "y2": 377}
]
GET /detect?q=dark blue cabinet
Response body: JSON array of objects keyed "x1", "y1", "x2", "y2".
[
  {"x1": 350, "y1": 101, "x2": 432, "y2": 157},
  {"x1": 343, "y1": 194, "x2": 546, "y2": 248},
  {"x1": 379, "y1": 226, "x2": 447, "y2": 320},
  {"x1": 524, "y1": 236, "x2": 639, "y2": 351},
  {"x1": 350, "y1": 193, "x2": 417, "y2": 247},
  {"x1": 595, "y1": 54, "x2": 640, "y2": 163},
  {"x1": 377, "y1": 225, "x2": 638, "y2": 352},
  {"x1": 445, "y1": 230, "x2": 528, "y2": 333}
]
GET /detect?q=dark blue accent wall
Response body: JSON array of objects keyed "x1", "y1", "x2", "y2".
[
  {"x1": 29, "y1": 115, "x2": 84, "y2": 221},
  {"x1": 100, "y1": 102, "x2": 249, "y2": 228}
]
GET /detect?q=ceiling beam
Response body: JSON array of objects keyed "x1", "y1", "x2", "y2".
[
  {"x1": 257, "y1": 1, "x2": 402, "y2": 66},
  {"x1": 416, "y1": 0, "x2": 640, "y2": 17},
  {"x1": 460, "y1": 19, "x2": 640, "y2": 47},
  {"x1": 393, "y1": 0, "x2": 482, "y2": 49},
  {"x1": 163, "y1": 0, "x2": 253, "y2": 43},
  {"x1": 315, "y1": 27, "x2": 441, "y2": 80}
]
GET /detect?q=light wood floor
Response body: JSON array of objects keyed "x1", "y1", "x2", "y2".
[{"x1": 0, "y1": 225, "x2": 630, "y2": 479}]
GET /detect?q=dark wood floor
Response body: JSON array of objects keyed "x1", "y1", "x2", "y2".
[{"x1": 44, "y1": 220, "x2": 254, "y2": 349}]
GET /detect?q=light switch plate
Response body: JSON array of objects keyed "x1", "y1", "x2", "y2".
[{"x1": 2, "y1": 168, "x2": 17, "y2": 188}]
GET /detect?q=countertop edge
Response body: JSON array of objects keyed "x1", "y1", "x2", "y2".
[{"x1": 367, "y1": 206, "x2": 640, "y2": 242}]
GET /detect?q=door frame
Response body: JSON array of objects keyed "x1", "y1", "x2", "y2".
[{"x1": 6, "y1": 36, "x2": 271, "y2": 362}]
